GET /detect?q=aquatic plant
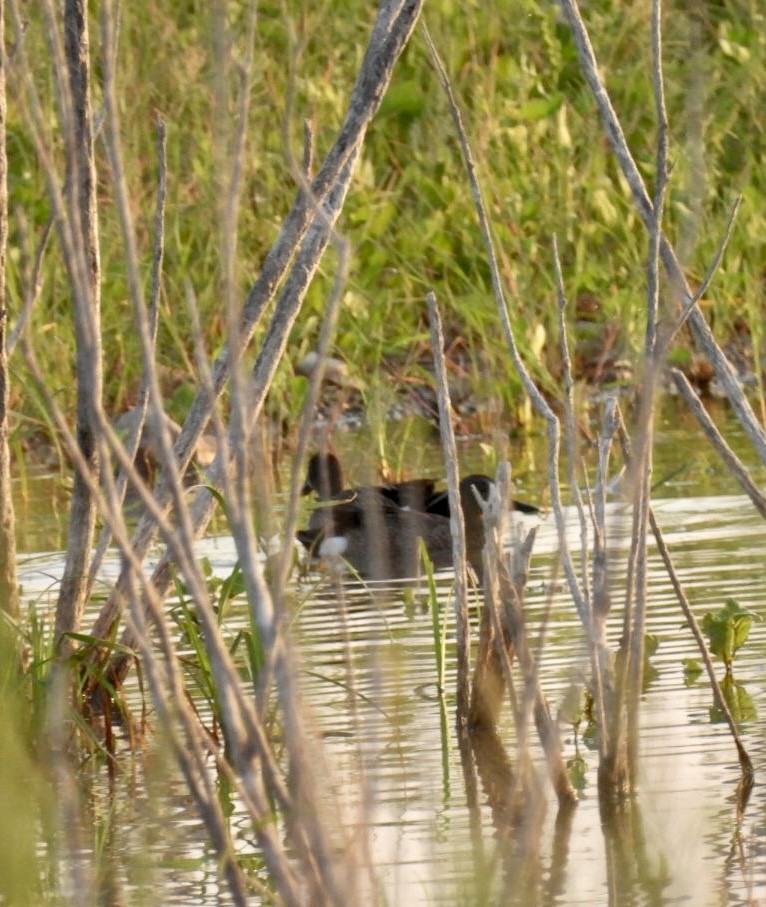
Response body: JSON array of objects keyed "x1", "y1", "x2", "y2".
[{"x1": 701, "y1": 598, "x2": 753, "y2": 675}]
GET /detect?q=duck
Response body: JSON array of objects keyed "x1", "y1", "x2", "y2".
[{"x1": 297, "y1": 452, "x2": 538, "y2": 581}]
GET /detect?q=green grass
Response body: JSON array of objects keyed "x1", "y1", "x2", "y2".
[{"x1": 7, "y1": 0, "x2": 766, "y2": 453}]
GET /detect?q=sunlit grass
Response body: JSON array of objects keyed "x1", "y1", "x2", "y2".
[{"x1": 6, "y1": 0, "x2": 766, "y2": 454}]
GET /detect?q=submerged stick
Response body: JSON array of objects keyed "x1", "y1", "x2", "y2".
[{"x1": 470, "y1": 465, "x2": 575, "y2": 805}]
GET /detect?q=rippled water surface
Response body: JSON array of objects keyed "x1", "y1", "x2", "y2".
[{"x1": 15, "y1": 407, "x2": 766, "y2": 906}]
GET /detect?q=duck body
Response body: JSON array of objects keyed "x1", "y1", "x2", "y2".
[
  {"x1": 297, "y1": 485, "x2": 456, "y2": 579},
  {"x1": 298, "y1": 453, "x2": 514, "y2": 581}
]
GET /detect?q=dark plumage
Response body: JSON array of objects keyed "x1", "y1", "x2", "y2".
[{"x1": 297, "y1": 453, "x2": 538, "y2": 581}]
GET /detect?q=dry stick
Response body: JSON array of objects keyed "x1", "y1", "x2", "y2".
[
  {"x1": 88, "y1": 116, "x2": 167, "y2": 590},
  {"x1": 46, "y1": 0, "x2": 104, "y2": 651},
  {"x1": 100, "y1": 377, "x2": 315, "y2": 896},
  {"x1": 90, "y1": 11, "x2": 328, "y2": 894},
  {"x1": 97, "y1": 0, "x2": 203, "y2": 563},
  {"x1": 426, "y1": 292, "x2": 472, "y2": 722},
  {"x1": 423, "y1": 27, "x2": 589, "y2": 635},
  {"x1": 265, "y1": 78, "x2": 367, "y2": 878},
  {"x1": 0, "y1": 0, "x2": 19, "y2": 621},
  {"x1": 90, "y1": 0, "x2": 425, "y2": 662},
  {"x1": 588, "y1": 397, "x2": 620, "y2": 767},
  {"x1": 557, "y1": 0, "x2": 766, "y2": 467},
  {"x1": 96, "y1": 409, "x2": 305, "y2": 840},
  {"x1": 485, "y1": 465, "x2": 576, "y2": 807},
  {"x1": 184, "y1": 192, "x2": 359, "y2": 905},
  {"x1": 102, "y1": 153, "x2": 344, "y2": 903},
  {"x1": 22, "y1": 338, "x2": 306, "y2": 905},
  {"x1": 21, "y1": 349, "x2": 266, "y2": 906},
  {"x1": 273, "y1": 12, "x2": 351, "y2": 603},
  {"x1": 552, "y1": 236, "x2": 591, "y2": 612},
  {"x1": 551, "y1": 238, "x2": 617, "y2": 761},
  {"x1": 671, "y1": 369, "x2": 766, "y2": 519},
  {"x1": 278, "y1": 237, "x2": 349, "y2": 590},
  {"x1": 184, "y1": 281, "x2": 357, "y2": 905},
  {"x1": 256, "y1": 250, "x2": 365, "y2": 896},
  {"x1": 621, "y1": 0, "x2": 670, "y2": 790},
  {"x1": 98, "y1": 473, "x2": 254, "y2": 907},
  {"x1": 425, "y1": 27, "x2": 588, "y2": 795},
  {"x1": 8, "y1": 1, "x2": 88, "y2": 309},
  {"x1": 177, "y1": 8, "x2": 421, "y2": 900},
  {"x1": 470, "y1": 484, "x2": 518, "y2": 732},
  {"x1": 214, "y1": 0, "x2": 258, "y2": 558},
  {"x1": 7, "y1": 217, "x2": 53, "y2": 355},
  {"x1": 663, "y1": 198, "x2": 741, "y2": 350},
  {"x1": 175, "y1": 7, "x2": 424, "y2": 883}
]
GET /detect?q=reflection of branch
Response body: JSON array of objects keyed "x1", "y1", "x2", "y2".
[
  {"x1": 470, "y1": 724, "x2": 545, "y2": 900},
  {"x1": 470, "y1": 465, "x2": 577, "y2": 807}
]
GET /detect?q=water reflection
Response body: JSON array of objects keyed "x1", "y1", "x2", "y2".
[
  {"x1": 291, "y1": 493, "x2": 765, "y2": 905},
  {"x1": 13, "y1": 407, "x2": 766, "y2": 906}
]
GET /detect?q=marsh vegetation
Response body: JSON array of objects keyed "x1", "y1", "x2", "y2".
[{"x1": 1, "y1": 1, "x2": 765, "y2": 904}]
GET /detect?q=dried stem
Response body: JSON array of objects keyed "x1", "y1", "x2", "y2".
[
  {"x1": 552, "y1": 235, "x2": 590, "y2": 612},
  {"x1": 88, "y1": 116, "x2": 167, "y2": 587},
  {"x1": 90, "y1": 0, "x2": 425, "y2": 665},
  {"x1": 426, "y1": 291, "x2": 471, "y2": 722},
  {"x1": 49, "y1": 0, "x2": 103, "y2": 651},
  {"x1": 670, "y1": 370, "x2": 766, "y2": 519},
  {"x1": 423, "y1": 24, "x2": 589, "y2": 632},
  {"x1": 556, "y1": 0, "x2": 766, "y2": 466},
  {"x1": 619, "y1": 0, "x2": 669, "y2": 791},
  {"x1": 648, "y1": 508, "x2": 753, "y2": 776}
]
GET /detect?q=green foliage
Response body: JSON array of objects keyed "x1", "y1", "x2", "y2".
[
  {"x1": 682, "y1": 657, "x2": 702, "y2": 686},
  {"x1": 0, "y1": 618, "x2": 47, "y2": 905},
  {"x1": 701, "y1": 598, "x2": 754, "y2": 674},
  {"x1": 8, "y1": 0, "x2": 766, "y2": 450},
  {"x1": 713, "y1": 673, "x2": 757, "y2": 724}
]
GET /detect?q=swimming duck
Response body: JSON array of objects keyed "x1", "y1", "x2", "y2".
[{"x1": 297, "y1": 452, "x2": 536, "y2": 580}]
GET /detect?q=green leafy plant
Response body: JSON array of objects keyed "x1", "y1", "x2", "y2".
[{"x1": 701, "y1": 598, "x2": 754, "y2": 675}]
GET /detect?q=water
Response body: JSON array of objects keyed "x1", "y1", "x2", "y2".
[
  {"x1": 12, "y1": 405, "x2": 766, "y2": 906},
  {"x1": 288, "y1": 494, "x2": 766, "y2": 905}
]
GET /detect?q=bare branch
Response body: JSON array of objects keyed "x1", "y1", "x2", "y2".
[{"x1": 427, "y1": 291, "x2": 472, "y2": 722}]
